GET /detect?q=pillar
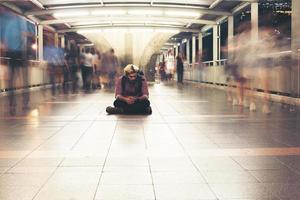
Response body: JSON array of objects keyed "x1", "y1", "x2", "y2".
[
  {"x1": 192, "y1": 35, "x2": 196, "y2": 64},
  {"x1": 228, "y1": 16, "x2": 234, "y2": 61},
  {"x1": 251, "y1": 2, "x2": 259, "y2": 42},
  {"x1": 186, "y1": 39, "x2": 190, "y2": 64},
  {"x1": 292, "y1": 0, "x2": 300, "y2": 97},
  {"x1": 54, "y1": 33, "x2": 59, "y2": 48},
  {"x1": 213, "y1": 25, "x2": 219, "y2": 65},
  {"x1": 38, "y1": 25, "x2": 43, "y2": 61}
]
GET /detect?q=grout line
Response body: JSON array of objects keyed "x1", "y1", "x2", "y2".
[{"x1": 92, "y1": 120, "x2": 118, "y2": 200}]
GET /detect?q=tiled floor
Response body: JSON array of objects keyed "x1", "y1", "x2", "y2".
[{"x1": 0, "y1": 82, "x2": 299, "y2": 200}]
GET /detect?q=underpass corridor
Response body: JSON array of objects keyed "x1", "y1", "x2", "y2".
[{"x1": 0, "y1": 82, "x2": 299, "y2": 200}]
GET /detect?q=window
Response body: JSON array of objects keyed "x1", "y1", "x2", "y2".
[
  {"x1": 202, "y1": 28, "x2": 213, "y2": 61},
  {"x1": 0, "y1": 6, "x2": 37, "y2": 60}
]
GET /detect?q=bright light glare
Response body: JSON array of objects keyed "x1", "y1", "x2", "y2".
[
  {"x1": 113, "y1": 20, "x2": 145, "y2": 24},
  {"x1": 91, "y1": 10, "x2": 126, "y2": 16},
  {"x1": 29, "y1": 109, "x2": 39, "y2": 117},
  {"x1": 146, "y1": 21, "x2": 185, "y2": 26},
  {"x1": 128, "y1": 9, "x2": 163, "y2": 16},
  {"x1": 165, "y1": 10, "x2": 200, "y2": 18},
  {"x1": 155, "y1": 29, "x2": 180, "y2": 34},
  {"x1": 31, "y1": 43, "x2": 37, "y2": 50},
  {"x1": 53, "y1": 11, "x2": 89, "y2": 18},
  {"x1": 103, "y1": 28, "x2": 128, "y2": 32},
  {"x1": 77, "y1": 29, "x2": 102, "y2": 34},
  {"x1": 71, "y1": 21, "x2": 110, "y2": 26},
  {"x1": 129, "y1": 28, "x2": 154, "y2": 33}
]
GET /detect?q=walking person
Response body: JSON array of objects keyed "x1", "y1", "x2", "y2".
[{"x1": 176, "y1": 53, "x2": 184, "y2": 84}]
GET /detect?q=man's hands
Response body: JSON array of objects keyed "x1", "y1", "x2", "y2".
[
  {"x1": 124, "y1": 96, "x2": 136, "y2": 104},
  {"x1": 122, "y1": 95, "x2": 148, "y2": 104}
]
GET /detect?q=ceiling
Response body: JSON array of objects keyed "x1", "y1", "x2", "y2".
[{"x1": 0, "y1": 0, "x2": 252, "y2": 44}]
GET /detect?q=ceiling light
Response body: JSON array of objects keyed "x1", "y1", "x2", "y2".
[
  {"x1": 77, "y1": 29, "x2": 102, "y2": 34},
  {"x1": 91, "y1": 10, "x2": 126, "y2": 16},
  {"x1": 113, "y1": 20, "x2": 145, "y2": 24},
  {"x1": 165, "y1": 10, "x2": 200, "y2": 18},
  {"x1": 155, "y1": 29, "x2": 180, "y2": 34},
  {"x1": 146, "y1": 21, "x2": 185, "y2": 26},
  {"x1": 30, "y1": 0, "x2": 44, "y2": 9},
  {"x1": 129, "y1": 28, "x2": 154, "y2": 33},
  {"x1": 54, "y1": 11, "x2": 89, "y2": 18},
  {"x1": 128, "y1": 9, "x2": 163, "y2": 16},
  {"x1": 71, "y1": 21, "x2": 110, "y2": 26},
  {"x1": 103, "y1": 28, "x2": 128, "y2": 32},
  {"x1": 48, "y1": 4, "x2": 100, "y2": 9}
]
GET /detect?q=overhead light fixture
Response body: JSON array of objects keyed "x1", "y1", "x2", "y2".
[
  {"x1": 128, "y1": 9, "x2": 163, "y2": 16},
  {"x1": 48, "y1": 4, "x2": 101, "y2": 9},
  {"x1": 113, "y1": 20, "x2": 145, "y2": 24},
  {"x1": 53, "y1": 11, "x2": 89, "y2": 18},
  {"x1": 71, "y1": 21, "x2": 110, "y2": 26},
  {"x1": 77, "y1": 29, "x2": 102, "y2": 34},
  {"x1": 155, "y1": 29, "x2": 180, "y2": 34},
  {"x1": 165, "y1": 10, "x2": 200, "y2": 18},
  {"x1": 103, "y1": 28, "x2": 128, "y2": 32},
  {"x1": 30, "y1": 0, "x2": 44, "y2": 9},
  {"x1": 146, "y1": 21, "x2": 185, "y2": 26},
  {"x1": 91, "y1": 10, "x2": 126, "y2": 16},
  {"x1": 129, "y1": 28, "x2": 154, "y2": 33}
]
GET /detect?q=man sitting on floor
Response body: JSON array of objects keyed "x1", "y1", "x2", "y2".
[{"x1": 106, "y1": 64, "x2": 152, "y2": 115}]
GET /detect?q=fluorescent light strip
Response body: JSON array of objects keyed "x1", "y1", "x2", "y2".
[
  {"x1": 129, "y1": 28, "x2": 154, "y2": 32},
  {"x1": 165, "y1": 10, "x2": 200, "y2": 18},
  {"x1": 53, "y1": 11, "x2": 89, "y2": 18},
  {"x1": 71, "y1": 21, "x2": 110, "y2": 26},
  {"x1": 48, "y1": 4, "x2": 101, "y2": 9},
  {"x1": 30, "y1": 0, "x2": 44, "y2": 9},
  {"x1": 77, "y1": 27, "x2": 179, "y2": 34},
  {"x1": 112, "y1": 20, "x2": 145, "y2": 24},
  {"x1": 128, "y1": 9, "x2": 163, "y2": 16},
  {"x1": 146, "y1": 21, "x2": 185, "y2": 26},
  {"x1": 155, "y1": 29, "x2": 180, "y2": 34},
  {"x1": 77, "y1": 29, "x2": 102, "y2": 34},
  {"x1": 91, "y1": 10, "x2": 127, "y2": 16}
]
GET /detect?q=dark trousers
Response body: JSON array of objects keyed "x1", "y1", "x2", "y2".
[
  {"x1": 114, "y1": 99, "x2": 150, "y2": 114},
  {"x1": 81, "y1": 66, "x2": 93, "y2": 91},
  {"x1": 177, "y1": 69, "x2": 183, "y2": 83},
  {"x1": 7, "y1": 51, "x2": 29, "y2": 108}
]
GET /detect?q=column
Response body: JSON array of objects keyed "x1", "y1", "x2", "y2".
[
  {"x1": 186, "y1": 39, "x2": 190, "y2": 64},
  {"x1": 292, "y1": 0, "x2": 300, "y2": 97},
  {"x1": 228, "y1": 16, "x2": 234, "y2": 61},
  {"x1": 60, "y1": 35, "x2": 65, "y2": 49},
  {"x1": 192, "y1": 35, "x2": 196, "y2": 64},
  {"x1": 198, "y1": 32, "x2": 203, "y2": 54},
  {"x1": 213, "y1": 25, "x2": 219, "y2": 65},
  {"x1": 251, "y1": 2, "x2": 259, "y2": 42},
  {"x1": 175, "y1": 45, "x2": 178, "y2": 57},
  {"x1": 38, "y1": 25, "x2": 43, "y2": 61},
  {"x1": 54, "y1": 33, "x2": 59, "y2": 48}
]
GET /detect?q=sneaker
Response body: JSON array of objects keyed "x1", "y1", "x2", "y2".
[
  {"x1": 145, "y1": 106, "x2": 152, "y2": 115},
  {"x1": 106, "y1": 106, "x2": 123, "y2": 114}
]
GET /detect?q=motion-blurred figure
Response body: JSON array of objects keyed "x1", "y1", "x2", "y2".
[
  {"x1": 92, "y1": 50, "x2": 102, "y2": 90},
  {"x1": 65, "y1": 43, "x2": 79, "y2": 93},
  {"x1": 44, "y1": 38, "x2": 59, "y2": 98},
  {"x1": 1, "y1": 12, "x2": 31, "y2": 114},
  {"x1": 81, "y1": 48, "x2": 94, "y2": 92},
  {"x1": 101, "y1": 48, "x2": 119, "y2": 89},
  {"x1": 176, "y1": 53, "x2": 184, "y2": 84}
]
